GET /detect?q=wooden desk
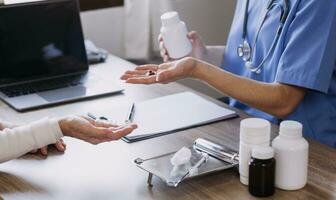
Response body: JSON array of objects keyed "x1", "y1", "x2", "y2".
[{"x1": 0, "y1": 55, "x2": 335, "y2": 200}]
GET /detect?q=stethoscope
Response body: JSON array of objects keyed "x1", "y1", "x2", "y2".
[{"x1": 237, "y1": 0, "x2": 289, "y2": 74}]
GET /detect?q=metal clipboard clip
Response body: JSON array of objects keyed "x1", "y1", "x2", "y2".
[{"x1": 134, "y1": 138, "x2": 239, "y2": 187}]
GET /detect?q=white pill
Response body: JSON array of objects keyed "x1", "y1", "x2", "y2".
[{"x1": 170, "y1": 147, "x2": 192, "y2": 166}]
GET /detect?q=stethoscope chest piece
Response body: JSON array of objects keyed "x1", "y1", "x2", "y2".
[
  {"x1": 237, "y1": 40, "x2": 251, "y2": 62},
  {"x1": 237, "y1": 0, "x2": 289, "y2": 74}
]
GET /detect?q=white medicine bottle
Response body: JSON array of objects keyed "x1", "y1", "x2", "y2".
[
  {"x1": 272, "y1": 121, "x2": 309, "y2": 190},
  {"x1": 239, "y1": 118, "x2": 271, "y2": 185},
  {"x1": 160, "y1": 12, "x2": 192, "y2": 59}
]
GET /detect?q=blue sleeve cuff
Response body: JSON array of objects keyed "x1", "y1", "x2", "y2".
[{"x1": 275, "y1": 68, "x2": 329, "y2": 93}]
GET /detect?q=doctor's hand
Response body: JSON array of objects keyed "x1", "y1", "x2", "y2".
[
  {"x1": 159, "y1": 31, "x2": 207, "y2": 62},
  {"x1": 121, "y1": 57, "x2": 197, "y2": 85},
  {"x1": 59, "y1": 115, "x2": 137, "y2": 145}
]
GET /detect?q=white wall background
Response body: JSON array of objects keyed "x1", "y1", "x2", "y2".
[
  {"x1": 81, "y1": 7, "x2": 125, "y2": 57},
  {"x1": 81, "y1": 0, "x2": 236, "y2": 58}
]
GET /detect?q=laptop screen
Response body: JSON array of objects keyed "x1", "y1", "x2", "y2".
[{"x1": 0, "y1": 0, "x2": 88, "y2": 85}]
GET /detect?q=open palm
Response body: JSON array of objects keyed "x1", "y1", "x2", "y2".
[
  {"x1": 59, "y1": 115, "x2": 137, "y2": 145},
  {"x1": 121, "y1": 57, "x2": 196, "y2": 85}
]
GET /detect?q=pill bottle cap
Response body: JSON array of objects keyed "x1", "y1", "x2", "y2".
[
  {"x1": 161, "y1": 12, "x2": 181, "y2": 27},
  {"x1": 279, "y1": 120, "x2": 303, "y2": 139},
  {"x1": 252, "y1": 146, "x2": 274, "y2": 160},
  {"x1": 240, "y1": 118, "x2": 271, "y2": 144}
]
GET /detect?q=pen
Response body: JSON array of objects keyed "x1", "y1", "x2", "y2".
[
  {"x1": 87, "y1": 113, "x2": 108, "y2": 121},
  {"x1": 87, "y1": 112, "x2": 97, "y2": 120},
  {"x1": 126, "y1": 103, "x2": 135, "y2": 123}
]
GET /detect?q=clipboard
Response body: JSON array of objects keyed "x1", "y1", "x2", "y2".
[{"x1": 88, "y1": 92, "x2": 238, "y2": 143}]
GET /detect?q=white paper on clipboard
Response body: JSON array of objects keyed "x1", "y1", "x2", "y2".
[{"x1": 89, "y1": 92, "x2": 238, "y2": 142}]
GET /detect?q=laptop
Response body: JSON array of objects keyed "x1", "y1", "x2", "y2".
[{"x1": 0, "y1": 0, "x2": 124, "y2": 112}]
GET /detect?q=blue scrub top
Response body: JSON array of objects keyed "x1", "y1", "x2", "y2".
[{"x1": 222, "y1": 0, "x2": 336, "y2": 147}]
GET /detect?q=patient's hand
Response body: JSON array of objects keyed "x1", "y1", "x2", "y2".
[{"x1": 59, "y1": 115, "x2": 137, "y2": 145}]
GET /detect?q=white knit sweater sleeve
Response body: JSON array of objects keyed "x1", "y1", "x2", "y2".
[{"x1": 0, "y1": 118, "x2": 63, "y2": 163}]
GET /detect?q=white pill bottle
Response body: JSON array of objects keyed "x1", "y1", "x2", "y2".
[
  {"x1": 239, "y1": 118, "x2": 271, "y2": 185},
  {"x1": 160, "y1": 12, "x2": 192, "y2": 59},
  {"x1": 272, "y1": 121, "x2": 309, "y2": 190}
]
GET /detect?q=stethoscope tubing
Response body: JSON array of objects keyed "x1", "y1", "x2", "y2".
[{"x1": 239, "y1": 0, "x2": 289, "y2": 74}]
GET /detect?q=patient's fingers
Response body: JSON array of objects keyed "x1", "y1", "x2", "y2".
[
  {"x1": 40, "y1": 146, "x2": 48, "y2": 156},
  {"x1": 81, "y1": 115, "x2": 95, "y2": 123},
  {"x1": 55, "y1": 139, "x2": 66, "y2": 152},
  {"x1": 109, "y1": 126, "x2": 124, "y2": 131},
  {"x1": 88, "y1": 124, "x2": 137, "y2": 143},
  {"x1": 93, "y1": 119, "x2": 118, "y2": 128},
  {"x1": 89, "y1": 127, "x2": 115, "y2": 140},
  {"x1": 81, "y1": 115, "x2": 118, "y2": 128},
  {"x1": 61, "y1": 140, "x2": 66, "y2": 147},
  {"x1": 109, "y1": 124, "x2": 138, "y2": 140}
]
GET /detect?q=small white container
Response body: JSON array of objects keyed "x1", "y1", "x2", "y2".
[
  {"x1": 239, "y1": 118, "x2": 271, "y2": 185},
  {"x1": 272, "y1": 121, "x2": 309, "y2": 190},
  {"x1": 160, "y1": 12, "x2": 192, "y2": 59}
]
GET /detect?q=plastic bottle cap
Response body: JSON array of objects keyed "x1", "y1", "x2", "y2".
[
  {"x1": 279, "y1": 120, "x2": 303, "y2": 139},
  {"x1": 252, "y1": 146, "x2": 274, "y2": 160},
  {"x1": 161, "y1": 12, "x2": 180, "y2": 27},
  {"x1": 240, "y1": 118, "x2": 271, "y2": 144}
]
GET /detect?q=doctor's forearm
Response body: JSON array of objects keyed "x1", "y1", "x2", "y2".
[{"x1": 192, "y1": 59, "x2": 305, "y2": 118}]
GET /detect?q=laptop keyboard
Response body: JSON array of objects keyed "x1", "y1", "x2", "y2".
[{"x1": 0, "y1": 75, "x2": 86, "y2": 98}]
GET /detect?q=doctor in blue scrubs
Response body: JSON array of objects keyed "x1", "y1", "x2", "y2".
[{"x1": 121, "y1": 0, "x2": 336, "y2": 147}]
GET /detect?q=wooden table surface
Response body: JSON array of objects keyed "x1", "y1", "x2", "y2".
[{"x1": 0, "y1": 55, "x2": 335, "y2": 200}]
